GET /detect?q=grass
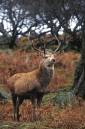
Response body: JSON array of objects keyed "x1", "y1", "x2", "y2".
[
  {"x1": 0, "y1": 121, "x2": 62, "y2": 129},
  {"x1": 0, "y1": 121, "x2": 19, "y2": 129},
  {"x1": 43, "y1": 93, "x2": 57, "y2": 105}
]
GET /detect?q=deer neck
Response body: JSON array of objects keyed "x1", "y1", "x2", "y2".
[{"x1": 38, "y1": 64, "x2": 54, "y2": 87}]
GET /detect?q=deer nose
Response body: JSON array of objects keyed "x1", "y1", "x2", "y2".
[{"x1": 52, "y1": 59, "x2": 55, "y2": 63}]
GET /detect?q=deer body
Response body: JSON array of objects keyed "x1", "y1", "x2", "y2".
[
  {"x1": 7, "y1": 58, "x2": 54, "y2": 94},
  {"x1": 7, "y1": 54, "x2": 55, "y2": 121},
  {"x1": 7, "y1": 34, "x2": 61, "y2": 121}
]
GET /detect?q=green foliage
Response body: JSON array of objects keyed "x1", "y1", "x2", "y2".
[
  {"x1": 0, "y1": 121, "x2": 56, "y2": 129},
  {"x1": 43, "y1": 93, "x2": 56, "y2": 105},
  {"x1": 0, "y1": 124, "x2": 13, "y2": 129},
  {"x1": 52, "y1": 90, "x2": 76, "y2": 108}
]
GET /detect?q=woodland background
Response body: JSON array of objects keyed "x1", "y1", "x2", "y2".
[{"x1": 0, "y1": 0, "x2": 85, "y2": 129}]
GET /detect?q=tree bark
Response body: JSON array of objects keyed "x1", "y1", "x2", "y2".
[{"x1": 72, "y1": 30, "x2": 85, "y2": 99}]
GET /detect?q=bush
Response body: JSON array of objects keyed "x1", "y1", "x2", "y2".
[{"x1": 52, "y1": 90, "x2": 76, "y2": 108}]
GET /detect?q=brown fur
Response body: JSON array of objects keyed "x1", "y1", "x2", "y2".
[
  {"x1": 7, "y1": 67, "x2": 53, "y2": 94},
  {"x1": 7, "y1": 70, "x2": 39, "y2": 93}
]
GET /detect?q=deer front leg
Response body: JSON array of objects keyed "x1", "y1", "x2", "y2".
[
  {"x1": 36, "y1": 94, "x2": 43, "y2": 120},
  {"x1": 37, "y1": 94, "x2": 43, "y2": 108},
  {"x1": 16, "y1": 97, "x2": 23, "y2": 121},
  {"x1": 11, "y1": 93, "x2": 17, "y2": 120}
]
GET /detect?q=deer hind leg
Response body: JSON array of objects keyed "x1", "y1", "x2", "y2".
[
  {"x1": 11, "y1": 93, "x2": 17, "y2": 120},
  {"x1": 16, "y1": 97, "x2": 23, "y2": 121},
  {"x1": 31, "y1": 97, "x2": 37, "y2": 121}
]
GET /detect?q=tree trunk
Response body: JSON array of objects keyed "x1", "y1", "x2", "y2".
[
  {"x1": 72, "y1": 30, "x2": 85, "y2": 99},
  {"x1": 9, "y1": 36, "x2": 17, "y2": 49}
]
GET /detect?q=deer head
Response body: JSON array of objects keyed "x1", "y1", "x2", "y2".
[{"x1": 31, "y1": 34, "x2": 61, "y2": 67}]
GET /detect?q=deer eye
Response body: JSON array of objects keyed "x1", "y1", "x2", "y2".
[{"x1": 44, "y1": 56, "x2": 48, "y2": 59}]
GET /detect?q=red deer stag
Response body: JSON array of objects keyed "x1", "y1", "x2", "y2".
[{"x1": 7, "y1": 35, "x2": 61, "y2": 121}]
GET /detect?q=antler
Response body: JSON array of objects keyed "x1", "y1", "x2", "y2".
[
  {"x1": 31, "y1": 40, "x2": 42, "y2": 53},
  {"x1": 30, "y1": 31, "x2": 61, "y2": 54},
  {"x1": 31, "y1": 39, "x2": 47, "y2": 56},
  {"x1": 45, "y1": 34, "x2": 61, "y2": 53},
  {"x1": 53, "y1": 35, "x2": 61, "y2": 53}
]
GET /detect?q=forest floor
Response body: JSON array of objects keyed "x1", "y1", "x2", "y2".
[{"x1": 0, "y1": 50, "x2": 85, "y2": 129}]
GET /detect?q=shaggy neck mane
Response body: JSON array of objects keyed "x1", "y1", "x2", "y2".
[{"x1": 37, "y1": 63, "x2": 54, "y2": 87}]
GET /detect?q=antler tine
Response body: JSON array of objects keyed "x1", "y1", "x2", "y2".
[
  {"x1": 54, "y1": 35, "x2": 61, "y2": 53},
  {"x1": 32, "y1": 40, "x2": 43, "y2": 53},
  {"x1": 43, "y1": 43, "x2": 46, "y2": 55}
]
